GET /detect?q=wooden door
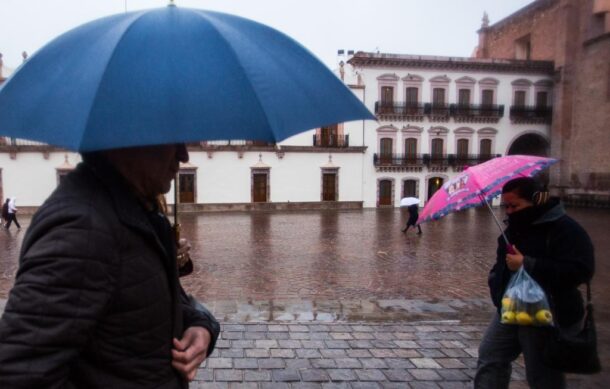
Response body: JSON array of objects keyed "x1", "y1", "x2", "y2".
[
  {"x1": 379, "y1": 180, "x2": 392, "y2": 206},
  {"x1": 322, "y1": 173, "x2": 337, "y2": 201},
  {"x1": 179, "y1": 172, "x2": 195, "y2": 203},
  {"x1": 252, "y1": 173, "x2": 268, "y2": 202}
]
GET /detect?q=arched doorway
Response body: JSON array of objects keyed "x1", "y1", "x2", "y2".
[
  {"x1": 507, "y1": 133, "x2": 549, "y2": 156},
  {"x1": 428, "y1": 177, "x2": 444, "y2": 200}
]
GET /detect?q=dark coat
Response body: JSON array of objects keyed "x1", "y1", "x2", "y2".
[
  {"x1": 488, "y1": 198, "x2": 595, "y2": 327},
  {"x1": 0, "y1": 158, "x2": 220, "y2": 388}
]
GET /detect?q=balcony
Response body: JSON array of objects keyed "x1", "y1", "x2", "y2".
[
  {"x1": 450, "y1": 153, "x2": 501, "y2": 171},
  {"x1": 509, "y1": 105, "x2": 552, "y2": 124},
  {"x1": 424, "y1": 103, "x2": 450, "y2": 122},
  {"x1": 373, "y1": 153, "x2": 425, "y2": 172},
  {"x1": 313, "y1": 134, "x2": 349, "y2": 148},
  {"x1": 374, "y1": 102, "x2": 425, "y2": 121},
  {"x1": 450, "y1": 104, "x2": 504, "y2": 123}
]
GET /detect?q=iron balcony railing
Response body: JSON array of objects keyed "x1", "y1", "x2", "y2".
[
  {"x1": 313, "y1": 134, "x2": 349, "y2": 147},
  {"x1": 449, "y1": 153, "x2": 502, "y2": 167},
  {"x1": 450, "y1": 104, "x2": 504, "y2": 118},
  {"x1": 374, "y1": 102, "x2": 425, "y2": 116},
  {"x1": 374, "y1": 153, "x2": 501, "y2": 168},
  {"x1": 373, "y1": 153, "x2": 425, "y2": 166},
  {"x1": 509, "y1": 105, "x2": 553, "y2": 121}
]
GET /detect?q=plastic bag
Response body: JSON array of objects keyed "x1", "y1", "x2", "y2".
[{"x1": 500, "y1": 266, "x2": 553, "y2": 326}]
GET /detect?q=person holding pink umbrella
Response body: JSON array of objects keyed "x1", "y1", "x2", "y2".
[{"x1": 474, "y1": 177, "x2": 595, "y2": 388}]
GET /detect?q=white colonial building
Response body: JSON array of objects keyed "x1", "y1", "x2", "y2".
[{"x1": 0, "y1": 51, "x2": 554, "y2": 212}]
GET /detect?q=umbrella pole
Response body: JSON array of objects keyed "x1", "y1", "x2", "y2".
[
  {"x1": 480, "y1": 195, "x2": 512, "y2": 248},
  {"x1": 173, "y1": 173, "x2": 180, "y2": 238}
]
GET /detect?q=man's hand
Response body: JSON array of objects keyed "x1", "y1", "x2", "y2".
[
  {"x1": 506, "y1": 245, "x2": 524, "y2": 271},
  {"x1": 172, "y1": 326, "x2": 212, "y2": 381}
]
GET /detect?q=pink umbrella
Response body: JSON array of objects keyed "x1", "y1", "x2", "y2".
[{"x1": 418, "y1": 155, "x2": 558, "y2": 251}]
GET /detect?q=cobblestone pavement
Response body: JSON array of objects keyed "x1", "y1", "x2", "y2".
[{"x1": 1, "y1": 207, "x2": 609, "y2": 387}]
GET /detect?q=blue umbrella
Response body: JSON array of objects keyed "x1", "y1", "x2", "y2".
[{"x1": 0, "y1": 4, "x2": 374, "y2": 151}]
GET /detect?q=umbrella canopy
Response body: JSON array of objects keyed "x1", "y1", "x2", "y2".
[
  {"x1": 0, "y1": 5, "x2": 375, "y2": 152},
  {"x1": 418, "y1": 155, "x2": 557, "y2": 224},
  {"x1": 400, "y1": 197, "x2": 420, "y2": 207}
]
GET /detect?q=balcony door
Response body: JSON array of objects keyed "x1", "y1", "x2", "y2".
[
  {"x1": 431, "y1": 138, "x2": 443, "y2": 161},
  {"x1": 380, "y1": 86, "x2": 394, "y2": 113},
  {"x1": 380, "y1": 138, "x2": 393, "y2": 164},
  {"x1": 457, "y1": 139, "x2": 469, "y2": 163},
  {"x1": 379, "y1": 180, "x2": 392, "y2": 206},
  {"x1": 404, "y1": 138, "x2": 417, "y2": 163},
  {"x1": 406, "y1": 87, "x2": 418, "y2": 114},
  {"x1": 320, "y1": 124, "x2": 338, "y2": 147},
  {"x1": 480, "y1": 139, "x2": 492, "y2": 161}
]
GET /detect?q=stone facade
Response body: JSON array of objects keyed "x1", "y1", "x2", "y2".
[{"x1": 476, "y1": 0, "x2": 610, "y2": 205}]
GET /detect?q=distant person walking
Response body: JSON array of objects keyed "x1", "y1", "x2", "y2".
[
  {"x1": 402, "y1": 204, "x2": 422, "y2": 234},
  {"x1": 4, "y1": 197, "x2": 21, "y2": 230}
]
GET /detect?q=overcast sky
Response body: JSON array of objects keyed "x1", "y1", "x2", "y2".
[{"x1": 0, "y1": 0, "x2": 533, "y2": 70}]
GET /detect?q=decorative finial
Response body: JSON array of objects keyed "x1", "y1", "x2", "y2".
[
  {"x1": 22, "y1": 51, "x2": 28, "y2": 62},
  {"x1": 481, "y1": 12, "x2": 489, "y2": 28},
  {"x1": 328, "y1": 154, "x2": 333, "y2": 164},
  {"x1": 258, "y1": 153, "x2": 263, "y2": 162},
  {"x1": 339, "y1": 60, "x2": 345, "y2": 81}
]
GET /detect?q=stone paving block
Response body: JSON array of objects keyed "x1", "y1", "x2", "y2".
[
  {"x1": 244, "y1": 332, "x2": 267, "y2": 340},
  {"x1": 346, "y1": 349, "x2": 372, "y2": 358},
  {"x1": 216, "y1": 339, "x2": 231, "y2": 349},
  {"x1": 381, "y1": 384, "x2": 409, "y2": 389},
  {"x1": 285, "y1": 359, "x2": 312, "y2": 369},
  {"x1": 395, "y1": 340, "x2": 418, "y2": 348},
  {"x1": 440, "y1": 348, "x2": 470, "y2": 358},
  {"x1": 408, "y1": 382, "x2": 441, "y2": 389},
  {"x1": 222, "y1": 331, "x2": 242, "y2": 340},
  {"x1": 383, "y1": 368, "x2": 413, "y2": 382},
  {"x1": 360, "y1": 358, "x2": 389, "y2": 369},
  {"x1": 268, "y1": 324, "x2": 289, "y2": 332},
  {"x1": 246, "y1": 325, "x2": 268, "y2": 332},
  {"x1": 346, "y1": 340, "x2": 372, "y2": 349},
  {"x1": 395, "y1": 332, "x2": 417, "y2": 340},
  {"x1": 319, "y1": 349, "x2": 347, "y2": 358},
  {"x1": 464, "y1": 348, "x2": 478, "y2": 358},
  {"x1": 410, "y1": 358, "x2": 442, "y2": 369},
  {"x1": 296, "y1": 349, "x2": 323, "y2": 358},
  {"x1": 301, "y1": 340, "x2": 326, "y2": 349},
  {"x1": 233, "y1": 358, "x2": 258, "y2": 369},
  {"x1": 220, "y1": 349, "x2": 244, "y2": 358},
  {"x1": 326, "y1": 368, "x2": 357, "y2": 381},
  {"x1": 215, "y1": 369, "x2": 244, "y2": 382},
  {"x1": 326, "y1": 356, "x2": 360, "y2": 369},
  {"x1": 267, "y1": 332, "x2": 290, "y2": 340},
  {"x1": 243, "y1": 370, "x2": 272, "y2": 382},
  {"x1": 271, "y1": 348, "x2": 296, "y2": 358},
  {"x1": 350, "y1": 325, "x2": 374, "y2": 332},
  {"x1": 289, "y1": 325, "x2": 309, "y2": 332},
  {"x1": 258, "y1": 358, "x2": 286, "y2": 369},
  {"x1": 324, "y1": 340, "x2": 349, "y2": 349},
  {"x1": 311, "y1": 359, "x2": 337, "y2": 368},
  {"x1": 330, "y1": 332, "x2": 352, "y2": 340},
  {"x1": 331, "y1": 325, "x2": 351, "y2": 332},
  {"x1": 408, "y1": 368, "x2": 442, "y2": 381},
  {"x1": 190, "y1": 382, "x2": 229, "y2": 389},
  {"x1": 439, "y1": 340, "x2": 465, "y2": 348},
  {"x1": 370, "y1": 348, "x2": 397, "y2": 358},
  {"x1": 322, "y1": 383, "x2": 351, "y2": 389},
  {"x1": 290, "y1": 332, "x2": 311, "y2": 340},
  {"x1": 438, "y1": 382, "x2": 470, "y2": 389},
  {"x1": 371, "y1": 340, "x2": 397, "y2": 349},
  {"x1": 393, "y1": 349, "x2": 422, "y2": 358},
  {"x1": 418, "y1": 349, "x2": 446, "y2": 358},
  {"x1": 301, "y1": 369, "x2": 330, "y2": 382},
  {"x1": 278, "y1": 339, "x2": 302, "y2": 348},
  {"x1": 223, "y1": 324, "x2": 246, "y2": 332},
  {"x1": 272, "y1": 369, "x2": 301, "y2": 382},
  {"x1": 355, "y1": 368, "x2": 387, "y2": 381},
  {"x1": 310, "y1": 332, "x2": 331, "y2": 340},
  {"x1": 352, "y1": 332, "x2": 375, "y2": 340},
  {"x1": 207, "y1": 358, "x2": 233, "y2": 368},
  {"x1": 416, "y1": 340, "x2": 442, "y2": 349},
  {"x1": 245, "y1": 348, "x2": 270, "y2": 358},
  {"x1": 256, "y1": 340, "x2": 279, "y2": 349},
  {"x1": 195, "y1": 368, "x2": 213, "y2": 381},
  {"x1": 385, "y1": 358, "x2": 415, "y2": 369},
  {"x1": 292, "y1": 384, "x2": 324, "y2": 389},
  {"x1": 309, "y1": 325, "x2": 331, "y2": 332},
  {"x1": 415, "y1": 325, "x2": 438, "y2": 332},
  {"x1": 226, "y1": 383, "x2": 257, "y2": 389},
  {"x1": 374, "y1": 332, "x2": 396, "y2": 340},
  {"x1": 435, "y1": 358, "x2": 468, "y2": 369},
  {"x1": 351, "y1": 383, "x2": 381, "y2": 389},
  {"x1": 261, "y1": 383, "x2": 290, "y2": 389},
  {"x1": 436, "y1": 369, "x2": 470, "y2": 381},
  {"x1": 232, "y1": 340, "x2": 256, "y2": 349}
]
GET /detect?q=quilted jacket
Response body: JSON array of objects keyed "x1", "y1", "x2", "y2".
[{"x1": 0, "y1": 157, "x2": 220, "y2": 388}]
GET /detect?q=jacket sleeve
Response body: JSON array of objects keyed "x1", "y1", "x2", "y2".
[
  {"x1": 0, "y1": 199, "x2": 118, "y2": 388},
  {"x1": 180, "y1": 287, "x2": 220, "y2": 357},
  {"x1": 529, "y1": 217, "x2": 594, "y2": 291}
]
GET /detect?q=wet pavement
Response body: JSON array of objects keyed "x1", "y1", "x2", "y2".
[{"x1": 1, "y1": 207, "x2": 609, "y2": 387}]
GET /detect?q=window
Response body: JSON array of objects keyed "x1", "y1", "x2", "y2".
[
  {"x1": 403, "y1": 180, "x2": 417, "y2": 198},
  {"x1": 178, "y1": 171, "x2": 196, "y2": 203},
  {"x1": 481, "y1": 89, "x2": 494, "y2": 106},
  {"x1": 320, "y1": 124, "x2": 338, "y2": 147},
  {"x1": 405, "y1": 138, "x2": 417, "y2": 161},
  {"x1": 458, "y1": 89, "x2": 471, "y2": 106},
  {"x1": 381, "y1": 86, "x2": 394, "y2": 112},
  {"x1": 431, "y1": 138, "x2": 443, "y2": 158},
  {"x1": 457, "y1": 139, "x2": 469, "y2": 159},
  {"x1": 480, "y1": 139, "x2": 492, "y2": 160},
  {"x1": 322, "y1": 172, "x2": 338, "y2": 201},
  {"x1": 514, "y1": 90, "x2": 526, "y2": 107},
  {"x1": 379, "y1": 180, "x2": 392, "y2": 206},
  {"x1": 406, "y1": 87, "x2": 418, "y2": 106},
  {"x1": 380, "y1": 138, "x2": 393, "y2": 164},
  {"x1": 433, "y1": 88, "x2": 445, "y2": 106},
  {"x1": 535, "y1": 91, "x2": 548, "y2": 108}
]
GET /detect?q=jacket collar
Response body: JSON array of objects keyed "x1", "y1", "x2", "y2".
[{"x1": 532, "y1": 197, "x2": 565, "y2": 225}]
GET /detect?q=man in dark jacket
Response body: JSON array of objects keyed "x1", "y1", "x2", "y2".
[
  {"x1": 0, "y1": 144, "x2": 220, "y2": 388},
  {"x1": 475, "y1": 177, "x2": 594, "y2": 389}
]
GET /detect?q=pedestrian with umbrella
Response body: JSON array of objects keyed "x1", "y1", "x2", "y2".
[
  {"x1": 400, "y1": 197, "x2": 422, "y2": 234},
  {"x1": 0, "y1": 4, "x2": 374, "y2": 388}
]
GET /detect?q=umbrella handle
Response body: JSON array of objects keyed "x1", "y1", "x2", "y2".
[{"x1": 480, "y1": 194, "x2": 515, "y2": 254}]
